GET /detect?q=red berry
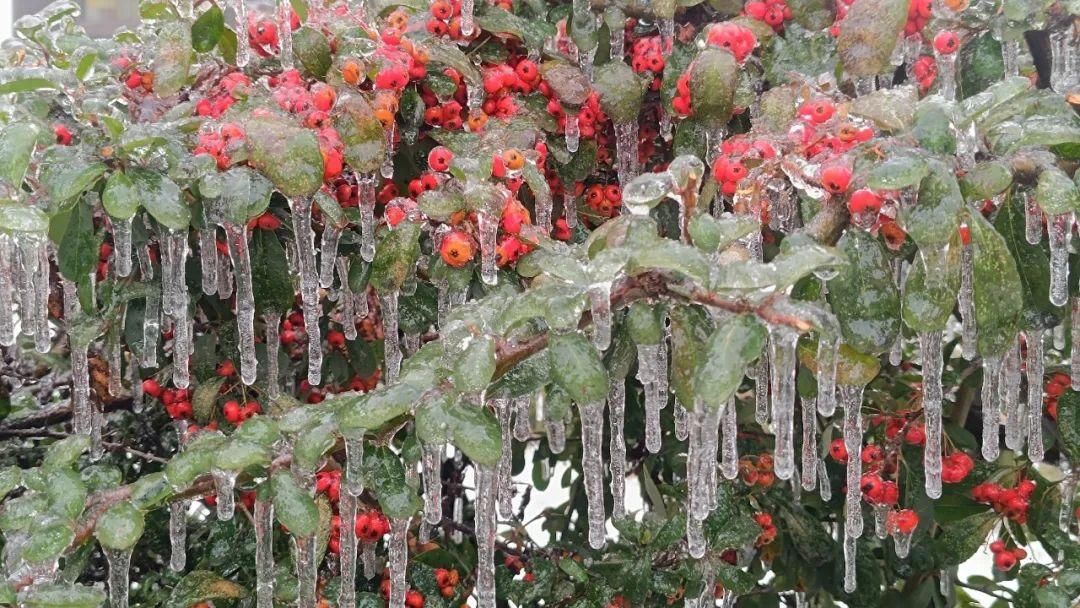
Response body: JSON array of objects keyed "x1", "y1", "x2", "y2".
[
  {"x1": 223, "y1": 400, "x2": 243, "y2": 423},
  {"x1": 989, "y1": 539, "x2": 1006, "y2": 553},
  {"x1": 54, "y1": 124, "x2": 73, "y2": 145},
  {"x1": 994, "y1": 551, "x2": 1018, "y2": 572},
  {"x1": 142, "y1": 378, "x2": 163, "y2": 398},
  {"x1": 934, "y1": 31, "x2": 960, "y2": 55},
  {"x1": 848, "y1": 189, "x2": 883, "y2": 214},
  {"x1": 829, "y1": 438, "x2": 848, "y2": 463},
  {"x1": 216, "y1": 360, "x2": 237, "y2": 377},
  {"x1": 894, "y1": 509, "x2": 918, "y2": 534},
  {"x1": 427, "y1": 146, "x2": 454, "y2": 172},
  {"x1": 439, "y1": 230, "x2": 475, "y2": 268},
  {"x1": 820, "y1": 165, "x2": 852, "y2": 194}
]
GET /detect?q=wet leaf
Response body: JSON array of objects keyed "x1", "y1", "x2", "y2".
[
  {"x1": 22, "y1": 583, "x2": 106, "y2": 608},
  {"x1": 995, "y1": 193, "x2": 1059, "y2": 330},
  {"x1": 153, "y1": 20, "x2": 193, "y2": 97},
  {"x1": 593, "y1": 61, "x2": 645, "y2": 124},
  {"x1": 272, "y1": 470, "x2": 319, "y2": 537},
  {"x1": 244, "y1": 114, "x2": 324, "y2": 198},
  {"x1": 836, "y1": 0, "x2": 908, "y2": 77},
  {"x1": 129, "y1": 168, "x2": 189, "y2": 231},
  {"x1": 548, "y1": 331, "x2": 609, "y2": 404},
  {"x1": 94, "y1": 501, "x2": 145, "y2": 550},
  {"x1": 0, "y1": 123, "x2": 39, "y2": 188},
  {"x1": 968, "y1": 210, "x2": 1023, "y2": 357},
  {"x1": 361, "y1": 446, "x2": 421, "y2": 518},
  {"x1": 668, "y1": 304, "x2": 714, "y2": 407},
  {"x1": 826, "y1": 230, "x2": 900, "y2": 355},
  {"x1": 688, "y1": 48, "x2": 738, "y2": 127},
  {"x1": 294, "y1": 26, "x2": 332, "y2": 79},
  {"x1": 370, "y1": 222, "x2": 422, "y2": 294},
  {"x1": 165, "y1": 571, "x2": 248, "y2": 608},
  {"x1": 57, "y1": 200, "x2": 101, "y2": 282},
  {"x1": 191, "y1": 6, "x2": 224, "y2": 52},
  {"x1": 694, "y1": 314, "x2": 767, "y2": 411},
  {"x1": 102, "y1": 171, "x2": 140, "y2": 220},
  {"x1": 1034, "y1": 166, "x2": 1080, "y2": 216}
]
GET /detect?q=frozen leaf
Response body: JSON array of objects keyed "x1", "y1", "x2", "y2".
[
  {"x1": 190, "y1": 6, "x2": 224, "y2": 52},
  {"x1": 994, "y1": 193, "x2": 1059, "y2": 329},
  {"x1": 959, "y1": 161, "x2": 1013, "y2": 201},
  {"x1": 902, "y1": 244, "x2": 961, "y2": 332},
  {"x1": 153, "y1": 20, "x2": 193, "y2": 97},
  {"x1": 214, "y1": 167, "x2": 274, "y2": 225},
  {"x1": 95, "y1": 501, "x2": 145, "y2": 551},
  {"x1": 764, "y1": 24, "x2": 837, "y2": 85},
  {"x1": 848, "y1": 85, "x2": 918, "y2": 132},
  {"x1": 43, "y1": 435, "x2": 90, "y2": 470},
  {"x1": 694, "y1": 315, "x2": 767, "y2": 412},
  {"x1": 370, "y1": 222, "x2": 422, "y2": 294},
  {"x1": 1034, "y1": 166, "x2": 1080, "y2": 216},
  {"x1": 102, "y1": 172, "x2": 140, "y2": 220},
  {"x1": 969, "y1": 211, "x2": 1023, "y2": 357},
  {"x1": 293, "y1": 26, "x2": 331, "y2": 78},
  {"x1": 129, "y1": 168, "x2": 189, "y2": 231},
  {"x1": 836, "y1": 0, "x2": 907, "y2": 77},
  {"x1": 548, "y1": 331, "x2": 609, "y2": 404},
  {"x1": 903, "y1": 160, "x2": 963, "y2": 249},
  {"x1": 271, "y1": 470, "x2": 319, "y2": 537},
  {"x1": 933, "y1": 513, "x2": 996, "y2": 567},
  {"x1": 669, "y1": 304, "x2": 713, "y2": 408},
  {"x1": 214, "y1": 439, "x2": 270, "y2": 471},
  {"x1": 57, "y1": 200, "x2": 101, "y2": 282},
  {"x1": 39, "y1": 147, "x2": 107, "y2": 205},
  {"x1": 244, "y1": 114, "x2": 324, "y2": 197},
  {"x1": 22, "y1": 584, "x2": 106, "y2": 608},
  {"x1": 827, "y1": 230, "x2": 900, "y2": 355},
  {"x1": 912, "y1": 103, "x2": 957, "y2": 156},
  {"x1": 1057, "y1": 391, "x2": 1080, "y2": 459},
  {"x1": 335, "y1": 95, "x2": 386, "y2": 175},
  {"x1": 540, "y1": 63, "x2": 592, "y2": 107},
  {"x1": 0, "y1": 123, "x2": 39, "y2": 188},
  {"x1": 451, "y1": 335, "x2": 497, "y2": 394},
  {"x1": 865, "y1": 155, "x2": 928, "y2": 191},
  {"x1": 361, "y1": 447, "x2": 422, "y2": 518},
  {"x1": 593, "y1": 61, "x2": 645, "y2": 124},
  {"x1": 958, "y1": 33, "x2": 1004, "y2": 101},
  {"x1": 165, "y1": 571, "x2": 248, "y2": 608},
  {"x1": 688, "y1": 48, "x2": 738, "y2": 127}
]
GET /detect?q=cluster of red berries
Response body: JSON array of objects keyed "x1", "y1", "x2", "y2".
[
  {"x1": 426, "y1": 0, "x2": 475, "y2": 41},
  {"x1": 329, "y1": 509, "x2": 391, "y2": 554},
  {"x1": 911, "y1": 55, "x2": 938, "y2": 93},
  {"x1": 246, "y1": 211, "x2": 282, "y2": 232},
  {"x1": 886, "y1": 509, "x2": 919, "y2": 535},
  {"x1": 629, "y1": 36, "x2": 669, "y2": 90},
  {"x1": 379, "y1": 573, "x2": 425, "y2": 608},
  {"x1": 860, "y1": 462, "x2": 901, "y2": 506},
  {"x1": 739, "y1": 454, "x2": 777, "y2": 488},
  {"x1": 433, "y1": 568, "x2": 462, "y2": 599},
  {"x1": 246, "y1": 10, "x2": 299, "y2": 59},
  {"x1": 141, "y1": 379, "x2": 194, "y2": 420},
  {"x1": 972, "y1": 479, "x2": 1037, "y2": 524},
  {"x1": 753, "y1": 512, "x2": 777, "y2": 547},
  {"x1": 705, "y1": 22, "x2": 758, "y2": 64},
  {"x1": 709, "y1": 135, "x2": 778, "y2": 197},
  {"x1": 1044, "y1": 372, "x2": 1070, "y2": 420},
  {"x1": 796, "y1": 98, "x2": 875, "y2": 157},
  {"x1": 263, "y1": 71, "x2": 345, "y2": 180},
  {"x1": 582, "y1": 183, "x2": 623, "y2": 219},
  {"x1": 903, "y1": 0, "x2": 934, "y2": 36},
  {"x1": 193, "y1": 122, "x2": 246, "y2": 170},
  {"x1": 940, "y1": 452, "x2": 975, "y2": 484},
  {"x1": 123, "y1": 68, "x2": 155, "y2": 93},
  {"x1": 504, "y1": 555, "x2": 536, "y2": 583},
  {"x1": 672, "y1": 73, "x2": 693, "y2": 117},
  {"x1": 744, "y1": 0, "x2": 792, "y2": 31},
  {"x1": 542, "y1": 88, "x2": 608, "y2": 144},
  {"x1": 879, "y1": 414, "x2": 927, "y2": 446},
  {"x1": 194, "y1": 71, "x2": 251, "y2": 118},
  {"x1": 990, "y1": 539, "x2": 1027, "y2": 572}
]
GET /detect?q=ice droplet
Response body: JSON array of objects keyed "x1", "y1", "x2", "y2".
[
  {"x1": 338, "y1": 490, "x2": 359, "y2": 608},
  {"x1": 224, "y1": 223, "x2": 259, "y2": 386},
  {"x1": 290, "y1": 197, "x2": 322, "y2": 385},
  {"x1": 840, "y1": 383, "x2": 865, "y2": 540},
  {"x1": 686, "y1": 512, "x2": 706, "y2": 559},
  {"x1": 254, "y1": 495, "x2": 276, "y2": 607},
  {"x1": 873, "y1": 504, "x2": 889, "y2": 539},
  {"x1": 473, "y1": 466, "x2": 497, "y2": 608},
  {"x1": 1025, "y1": 330, "x2": 1045, "y2": 463},
  {"x1": 0, "y1": 236, "x2": 13, "y2": 346},
  {"x1": 234, "y1": 0, "x2": 251, "y2": 67},
  {"x1": 496, "y1": 399, "x2": 514, "y2": 519},
  {"x1": 112, "y1": 217, "x2": 133, "y2": 278},
  {"x1": 921, "y1": 331, "x2": 944, "y2": 498},
  {"x1": 801, "y1": 398, "x2": 818, "y2": 491},
  {"x1": 674, "y1": 399, "x2": 689, "y2": 441},
  {"x1": 893, "y1": 528, "x2": 914, "y2": 559},
  {"x1": 263, "y1": 312, "x2": 282, "y2": 400},
  {"x1": 104, "y1": 546, "x2": 132, "y2": 608},
  {"x1": 981, "y1": 355, "x2": 1003, "y2": 462},
  {"x1": 422, "y1": 443, "x2": 444, "y2": 525},
  {"x1": 843, "y1": 533, "x2": 858, "y2": 593},
  {"x1": 546, "y1": 417, "x2": 566, "y2": 454},
  {"x1": 613, "y1": 120, "x2": 639, "y2": 187},
  {"x1": 721, "y1": 396, "x2": 739, "y2": 480},
  {"x1": 637, "y1": 342, "x2": 666, "y2": 453},
  {"x1": 513, "y1": 395, "x2": 531, "y2": 442},
  {"x1": 1059, "y1": 458, "x2": 1077, "y2": 533},
  {"x1": 1024, "y1": 190, "x2": 1043, "y2": 245},
  {"x1": 168, "y1": 500, "x2": 187, "y2": 572},
  {"x1": 344, "y1": 435, "x2": 365, "y2": 497},
  {"x1": 818, "y1": 458, "x2": 832, "y2": 501},
  {"x1": 199, "y1": 227, "x2": 218, "y2": 295},
  {"x1": 277, "y1": 0, "x2": 294, "y2": 69},
  {"x1": 318, "y1": 225, "x2": 343, "y2": 289},
  {"x1": 816, "y1": 334, "x2": 839, "y2": 417},
  {"x1": 608, "y1": 379, "x2": 627, "y2": 519},
  {"x1": 359, "y1": 175, "x2": 377, "y2": 262},
  {"x1": 211, "y1": 469, "x2": 238, "y2": 521},
  {"x1": 1048, "y1": 213, "x2": 1073, "y2": 307},
  {"x1": 565, "y1": 111, "x2": 580, "y2": 153},
  {"x1": 563, "y1": 190, "x2": 578, "y2": 229},
  {"x1": 770, "y1": 327, "x2": 799, "y2": 480},
  {"x1": 959, "y1": 243, "x2": 977, "y2": 360},
  {"x1": 578, "y1": 399, "x2": 607, "y2": 549},
  {"x1": 934, "y1": 48, "x2": 957, "y2": 101},
  {"x1": 478, "y1": 188, "x2": 503, "y2": 286},
  {"x1": 1002, "y1": 338, "x2": 1025, "y2": 452},
  {"x1": 380, "y1": 290, "x2": 402, "y2": 384},
  {"x1": 589, "y1": 282, "x2": 612, "y2": 350}
]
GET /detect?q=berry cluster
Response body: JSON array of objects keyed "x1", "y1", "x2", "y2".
[
  {"x1": 426, "y1": 0, "x2": 475, "y2": 41},
  {"x1": 123, "y1": 68, "x2": 155, "y2": 93},
  {"x1": 709, "y1": 135, "x2": 778, "y2": 197},
  {"x1": 1044, "y1": 372, "x2": 1070, "y2": 420},
  {"x1": 744, "y1": 0, "x2": 792, "y2": 31},
  {"x1": 246, "y1": 10, "x2": 299, "y2": 58},
  {"x1": 193, "y1": 122, "x2": 246, "y2": 170},
  {"x1": 886, "y1": 508, "x2": 919, "y2": 535},
  {"x1": 911, "y1": 55, "x2": 938, "y2": 92},
  {"x1": 796, "y1": 98, "x2": 875, "y2": 158},
  {"x1": 543, "y1": 88, "x2": 608, "y2": 144},
  {"x1": 194, "y1": 71, "x2": 251, "y2": 118},
  {"x1": 972, "y1": 479, "x2": 1037, "y2": 524},
  {"x1": 990, "y1": 539, "x2": 1027, "y2": 572},
  {"x1": 629, "y1": 36, "x2": 668, "y2": 90},
  {"x1": 705, "y1": 22, "x2": 758, "y2": 64},
  {"x1": 141, "y1": 379, "x2": 194, "y2": 421},
  {"x1": 433, "y1": 568, "x2": 462, "y2": 599},
  {"x1": 739, "y1": 454, "x2": 776, "y2": 488},
  {"x1": 380, "y1": 573, "x2": 425, "y2": 608},
  {"x1": 904, "y1": 0, "x2": 934, "y2": 36},
  {"x1": 940, "y1": 452, "x2": 974, "y2": 484},
  {"x1": 753, "y1": 512, "x2": 777, "y2": 547},
  {"x1": 582, "y1": 183, "x2": 623, "y2": 220}
]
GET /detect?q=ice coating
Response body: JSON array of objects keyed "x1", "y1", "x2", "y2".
[
  {"x1": 801, "y1": 397, "x2": 817, "y2": 491},
  {"x1": 422, "y1": 443, "x2": 444, "y2": 525},
  {"x1": 112, "y1": 217, "x2": 133, "y2": 277},
  {"x1": 339, "y1": 490, "x2": 359, "y2": 608},
  {"x1": 169, "y1": 500, "x2": 187, "y2": 572},
  {"x1": 496, "y1": 399, "x2": 514, "y2": 518},
  {"x1": 840, "y1": 383, "x2": 865, "y2": 540},
  {"x1": 637, "y1": 342, "x2": 666, "y2": 453},
  {"x1": 199, "y1": 227, "x2": 218, "y2": 295},
  {"x1": 721, "y1": 396, "x2": 738, "y2": 480},
  {"x1": 276, "y1": 0, "x2": 293, "y2": 68},
  {"x1": 1048, "y1": 213, "x2": 1072, "y2": 307},
  {"x1": 589, "y1": 282, "x2": 612, "y2": 350},
  {"x1": 608, "y1": 379, "x2": 627, "y2": 519},
  {"x1": 578, "y1": 399, "x2": 607, "y2": 549},
  {"x1": 1025, "y1": 330, "x2": 1044, "y2": 463},
  {"x1": 289, "y1": 196, "x2": 323, "y2": 385},
  {"x1": 104, "y1": 547, "x2": 132, "y2": 608},
  {"x1": 0, "y1": 236, "x2": 13, "y2": 346},
  {"x1": 474, "y1": 466, "x2": 497, "y2": 608},
  {"x1": 224, "y1": 222, "x2": 259, "y2": 385},
  {"x1": 263, "y1": 312, "x2": 282, "y2": 400},
  {"x1": 1002, "y1": 338, "x2": 1024, "y2": 452},
  {"x1": 211, "y1": 469, "x2": 238, "y2": 521},
  {"x1": 380, "y1": 290, "x2": 402, "y2": 384},
  {"x1": 921, "y1": 331, "x2": 944, "y2": 498},
  {"x1": 981, "y1": 355, "x2": 1002, "y2": 462},
  {"x1": 770, "y1": 327, "x2": 799, "y2": 480}
]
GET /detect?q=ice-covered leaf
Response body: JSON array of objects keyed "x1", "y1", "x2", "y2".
[
  {"x1": 903, "y1": 160, "x2": 963, "y2": 249},
  {"x1": 849, "y1": 85, "x2": 918, "y2": 132},
  {"x1": 102, "y1": 171, "x2": 139, "y2": 220},
  {"x1": 902, "y1": 244, "x2": 961, "y2": 333},
  {"x1": 668, "y1": 304, "x2": 713, "y2": 407},
  {"x1": 39, "y1": 147, "x2": 107, "y2": 206},
  {"x1": 94, "y1": 501, "x2": 145, "y2": 550},
  {"x1": 0, "y1": 202, "x2": 48, "y2": 234},
  {"x1": 418, "y1": 397, "x2": 502, "y2": 466},
  {"x1": 214, "y1": 439, "x2": 270, "y2": 471},
  {"x1": 865, "y1": 155, "x2": 928, "y2": 191},
  {"x1": 361, "y1": 446, "x2": 421, "y2": 518},
  {"x1": 593, "y1": 61, "x2": 646, "y2": 124},
  {"x1": 627, "y1": 237, "x2": 711, "y2": 285},
  {"x1": 334, "y1": 94, "x2": 386, "y2": 176},
  {"x1": 57, "y1": 200, "x2": 101, "y2": 282},
  {"x1": 959, "y1": 161, "x2": 1013, "y2": 202},
  {"x1": 548, "y1": 331, "x2": 609, "y2": 404},
  {"x1": 190, "y1": 6, "x2": 224, "y2": 52},
  {"x1": 835, "y1": 0, "x2": 907, "y2": 77},
  {"x1": 933, "y1": 513, "x2": 996, "y2": 567},
  {"x1": 995, "y1": 192, "x2": 1059, "y2": 329},
  {"x1": 957, "y1": 33, "x2": 1004, "y2": 101},
  {"x1": 1034, "y1": 166, "x2": 1080, "y2": 216},
  {"x1": 334, "y1": 375, "x2": 429, "y2": 433},
  {"x1": 626, "y1": 301, "x2": 665, "y2": 345},
  {"x1": 968, "y1": 210, "x2": 1023, "y2": 357},
  {"x1": 43, "y1": 435, "x2": 90, "y2": 470},
  {"x1": 129, "y1": 168, "x2": 189, "y2": 231},
  {"x1": 21, "y1": 583, "x2": 106, "y2": 608},
  {"x1": 1057, "y1": 390, "x2": 1080, "y2": 459},
  {"x1": 0, "y1": 123, "x2": 39, "y2": 188},
  {"x1": 272, "y1": 470, "x2": 319, "y2": 537},
  {"x1": 153, "y1": 20, "x2": 193, "y2": 97},
  {"x1": 694, "y1": 314, "x2": 766, "y2": 411},
  {"x1": 540, "y1": 63, "x2": 592, "y2": 107},
  {"x1": 250, "y1": 229, "x2": 295, "y2": 314},
  {"x1": 244, "y1": 114, "x2": 324, "y2": 197},
  {"x1": 688, "y1": 48, "x2": 738, "y2": 127},
  {"x1": 213, "y1": 166, "x2": 274, "y2": 224},
  {"x1": 452, "y1": 335, "x2": 497, "y2": 394},
  {"x1": 474, "y1": 6, "x2": 555, "y2": 51},
  {"x1": 424, "y1": 40, "x2": 481, "y2": 85},
  {"x1": 912, "y1": 102, "x2": 956, "y2": 156},
  {"x1": 826, "y1": 230, "x2": 900, "y2": 355},
  {"x1": 786, "y1": 0, "x2": 835, "y2": 30},
  {"x1": 23, "y1": 519, "x2": 74, "y2": 563},
  {"x1": 165, "y1": 571, "x2": 248, "y2": 608},
  {"x1": 294, "y1": 26, "x2": 331, "y2": 79},
  {"x1": 764, "y1": 24, "x2": 836, "y2": 85}
]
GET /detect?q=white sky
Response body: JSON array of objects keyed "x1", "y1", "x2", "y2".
[{"x1": 1, "y1": 0, "x2": 12, "y2": 41}]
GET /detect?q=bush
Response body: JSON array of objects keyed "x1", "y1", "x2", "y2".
[{"x1": 0, "y1": 0, "x2": 1079, "y2": 607}]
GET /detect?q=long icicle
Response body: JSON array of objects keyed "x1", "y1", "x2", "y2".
[
  {"x1": 0, "y1": 235, "x2": 13, "y2": 346},
  {"x1": 264, "y1": 312, "x2": 282, "y2": 400},
  {"x1": 495, "y1": 399, "x2": 514, "y2": 519},
  {"x1": 290, "y1": 196, "x2": 322, "y2": 385},
  {"x1": 608, "y1": 378, "x2": 626, "y2": 520},
  {"x1": 474, "y1": 466, "x2": 497, "y2": 608},
  {"x1": 254, "y1": 495, "x2": 275, "y2": 607},
  {"x1": 1026, "y1": 330, "x2": 1045, "y2": 462},
  {"x1": 721, "y1": 396, "x2": 738, "y2": 480},
  {"x1": 224, "y1": 222, "x2": 258, "y2": 385},
  {"x1": 770, "y1": 327, "x2": 799, "y2": 480},
  {"x1": 422, "y1": 443, "x2": 444, "y2": 524},
  {"x1": 1002, "y1": 338, "x2": 1025, "y2": 451},
  {"x1": 338, "y1": 490, "x2": 359, "y2": 608},
  {"x1": 578, "y1": 399, "x2": 607, "y2": 549},
  {"x1": 801, "y1": 397, "x2": 817, "y2": 492},
  {"x1": 981, "y1": 356, "x2": 1003, "y2": 462},
  {"x1": 921, "y1": 331, "x2": 944, "y2": 498},
  {"x1": 959, "y1": 242, "x2": 977, "y2": 360}
]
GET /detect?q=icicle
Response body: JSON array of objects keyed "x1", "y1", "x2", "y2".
[
  {"x1": 422, "y1": 444, "x2": 444, "y2": 524},
  {"x1": 290, "y1": 197, "x2": 323, "y2": 385},
  {"x1": 872, "y1": 504, "x2": 889, "y2": 539},
  {"x1": 802, "y1": 398, "x2": 818, "y2": 491},
  {"x1": 686, "y1": 512, "x2": 706, "y2": 559},
  {"x1": 1026, "y1": 330, "x2": 1045, "y2": 463},
  {"x1": 843, "y1": 532, "x2": 858, "y2": 593},
  {"x1": 172, "y1": 306, "x2": 193, "y2": 389},
  {"x1": 817, "y1": 334, "x2": 839, "y2": 417},
  {"x1": 104, "y1": 547, "x2": 132, "y2": 608},
  {"x1": 217, "y1": 247, "x2": 233, "y2": 299},
  {"x1": 513, "y1": 395, "x2": 531, "y2": 441},
  {"x1": 1059, "y1": 458, "x2": 1076, "y2": 533},
  {"x1": 770, "y1": 327, "x2": 799, "y2": 480},
  {"x1": 168, "y1": 500, "x2": 187, "y2": 572},
  {"x1": 344, "y1": 436, "x2": 365, "y2": 497},
  {"x1": 362, "y1": 543, "x2": 376, "y2": 579},
  {"x1": 688, "y1": 402, "x2": 721, "y2": 522},
  {"x1": 589, "y1": 282, "x2": 612, "y2": 350},
  {"x1": 339, "y1": 490, "x2": 359, "y2": 608},
  {"x1": 263, "y1": 312, "x2": 281, "y2": 400},
  {"x1": 1049, "y1": 213, "x2": 1072, "y2": 307},
  {"x1": 161, "y1": 229, "x2": 189, "y2": 320},
  {"x1": 637, "y1": 343, "x2": 665, "y2": 453},
  {"x1": 199, "y1": 227, "x2": 218, "y2": 295},
  {"x1": 254, "y1": 496, "x2": 275, "y2": 607},
  {"x1": 613, "y1": 120, "x2": 639, "y2": 187},
  {"x1": 818, "y1": 459, "x2": 832, "y2": 501},
  {"x1": 981, "y1": 355, "x2": 1003, "y2": 462},
  {"x1": 295, "y1": 529, "x2": 318, "y2": 607},
  {"x1": 546, "y1": 418, "x2": 566, "y2": 453},
  {"x1": 1073, "y1": 298, "x2": 1080, "y2": 392},
  {"x1": 577, "y1": 399, "x2": 607, "y2": 549},
  {"x1": 459, "y1": 0, "x2": 474, "y2": 35},
  {"x1": 277, "y1": 0, "x2": 294, "y2": 68},
  {"x1": 15, "y1": 236, "x2": 36, "y2": 339},
  {"x1": 67, "y1": 279, "x2": 92, "y2": 437},
  {"x1": 359, "y1": 175, "x2": 377, "y2": 262},
  {"x1": 211, "y1": 469, "x2": 238, "y2": 521},
  {"x1": 660, "y1": 110, "x2": 673, "y2": 142},
  {"x1": 563, "y1": 190, "x2": 578, "y2": 229},
  {"x1": 1049, "y1": 30, "x2": 1076, "y2": 93},
  {"x1": 474, "y1": 466, "x2": 497, "y2": 608},
  {"x1": 113, "y1": 218, "x2": 133, "y2": 277},
  {"x1": 721, "y1": 396, "x2": 738, "y2": 480},
  {"x1": 381, "y1": 122, "x2": 396, "y2": 179},
  {"x1": 921, "y1": 331, "x2": 944, "y2": 498},
  {"x1": 223, "y1": 223, "x2": 258, "y2": 385},
  {"x1": 90, "y1": 405, "x2": 104, "y2": 460},
  {"x1": 939, "y1": 568, "x2": 954, "y2": 598},
  {"x1": 496, "y1": 399, "x2": 514, "y2": 519},
  {"x1": 318, "y1": 225, "x2": 342, "y2": 289},
  {"x1": 478, "y1": 190, "x2": 502, "y2": 286},
  {"x1": 565, "y1": 111, "x2": 580, "y2": 153},
  {"x1": 1055, "y1": 323, "x2": 1066, "y2": 351},
  {"x1": 754, "y1": 354, "x2": 770, "y2": 425},
  {"x1": 893, "y1": 527, "x2": 914, "y2": 558},
  {"x1": 608, "y1": 379, "x2": 626, "y2": 519},
  {"x1": 33, "y1": 241, "x2": 51, "y2": 353},
  {"x1": 0, "y1": 236, "x2": 13, "y2": 346},
  {"x1": 959, "y1": 243, "x2": 977, "y2": 360},
  {"x1": 142, "y1": 288, "x2": 160, "y2": 368},
  {"x1": 934, "y1": 46, "x2": 957, "y2": 101},
  {"x1": 234, "y1": 0, "x2": 251, "y2": 67},
  {"x1": 380, "y1": 290, "x2": 401, "y2": 384},
  {"x1": 840, "y1": 383, "x2": 865, "y2": 540},
  {"x1": 674, "y1": 399, "x2": 689, "y2": 441},
  {"x1": 1001, "y1": 39, "x2": 1020, "y2": 76},
  {"x1": 1002, "y1": 338, "x2": 1025, "y2": 451},
  {"x1": 1025, "y1": 190, "x2": 1043, "y2": 245},
  {"x1": 107, "y1": 340, "x2": 123, "y2": 399}
]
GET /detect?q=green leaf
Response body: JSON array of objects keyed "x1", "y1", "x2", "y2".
[
  {"x1": 292, "y1": 422, "x2": 338, "y2": 473},
  {"x1": 969, "y1": 210, "x2": 1023, "y2": 357},
  {"x1": 23, "y1": 520, "x2": 74, "y2": 563},
  {"x1": 153, "y1": 20, "x2": 193, "y2": 97},
  {"x1": 334, "y1": 374, "x2": 429, "y2": 433},
  {"x1": 933, "y1": 513, "x2": 996, "y2": 567},
  {"x1": 250, "y1": 229, "x2": 295, "y2": 314},
  {"x1": 626, "y1": 301, "x2": 665, "y2": 345},
  {"x1": 688, "y1": 48, "x2": 739, "y2": 127},
  {"x1": 57, "y1": 200, "x2": 101, "y2": 282},
  {"x1": 1057, "y1": 390, "x2": 1080, "y2": 459},
  {"x1": 958, "y1": 33, "x2": 1004, "y2": 101},
  {"x1": 593, "y1": 61, "x2": 645, "y2": 124},
  {"x1": 211, "y1": 166, "x2": 274, "y2": 224},
  {"x1": 191, "y1": 6, "x2": 224, "y2": 52},
  {"x1": 912, "y1": 102, "x2": 956, "y2": 156},
  {"x1": 335, "y1": 95, "x2": 387, "y2": 176},
  {"x1": 214, "y1": 439, "x2": 271, "y2": 471},
  {"x1": 417, "y1": 397, "x2": 503, "y2": 466},
  {"x1": 191, "y1": 377, "x2": 227, "y2": 423},
  {"x1": 272, "y1": 469, "x2": 319, "y2": 537},
  {"x1": 129, "y1": 168, "x2": 189, "y2": 231},
  {"x1": 959, "y1": 161, "x2": 1013, "y2": 201},
  {"x1": 865, "y1": 155, "x2": 928, "y2": 191},
  {"x1": 39, "y1": 148, "x2": 107, "y2": 206},
  {"x1": 165, "y1": 571, "x2": 248, "y2": 608},
  {"x1": 995, "y1": 193, "x2": 1059, "y2": 330},
  {"x1": 687, "y1": 213, "x2": 760, "y2": 253},
  {"x1": 294, "y1": 26, "x2": 332, "y2": 79},
  {"x1": 43, "y1": 435, "x2": 90, "y2": 470},
  {"x1": 102, "y1": 172, "x2": 140, "y2": 220},
  {"x1": 826, "y1": 230, "x2": 900, "y2": 355},
  {"x1": 849, "y1": 85, "x2": 918, "y2": 132},
  {"x1": 548, "y1": 331, "x2": 609, "y2": 404},
  {"x1": 0, "y1": 203, "x2": 49, "y2": 234},
  {"x1": 0, "y1": 78, "x2": 61, "y2": 95},
  {"x1": 1034, "y1": 166, "x2": 1080, "y2": 216},
  {"x1": 0, "y1": 123, "x2": 39, "y2": 188},
  {"x1": 94, "y1": 501, "x2": 145, "y2": 550},
  {"x1": 764, "y1": 24, "x2": 837, "y2": 85},
  {"x1": 452, "y1": 335, "x2": 497, "y2": 394},
  {"x1": 836, "y1": 0, "x2": 908, "y2": 77},
  {"x1": 902, "y1": 242, "x2": 961, "y2": 333},
  {"x1": 694, "y1": 314, "x2": 767, "y2": 412},
  {"x1": 903, "y1": 160, "x2": 963, "y2": 249},
  {"x1": 370, "y1": 222, "x2": 422, "y2": 294},
  {"x1": 361, "y1": 446, "x2": 421, "y2": 518},
  {"x1": 669, "y1": 304, "x2": 714, "y2": 407},
  {"x1": 474, "y1": 6, "x2": 555, "y2": 51},
  {"x1": 22, "y1": 583, "x2": 106, "y2": 608},
  {"x1": 627, "y1": 236, "x2": 711, "y2": 285},
  {"x1": 244, "y1": 113, "x2": 324, "y2": 197},
  {"x1": 539, "y1": 63, "x2": 592, "y2": 107}
]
